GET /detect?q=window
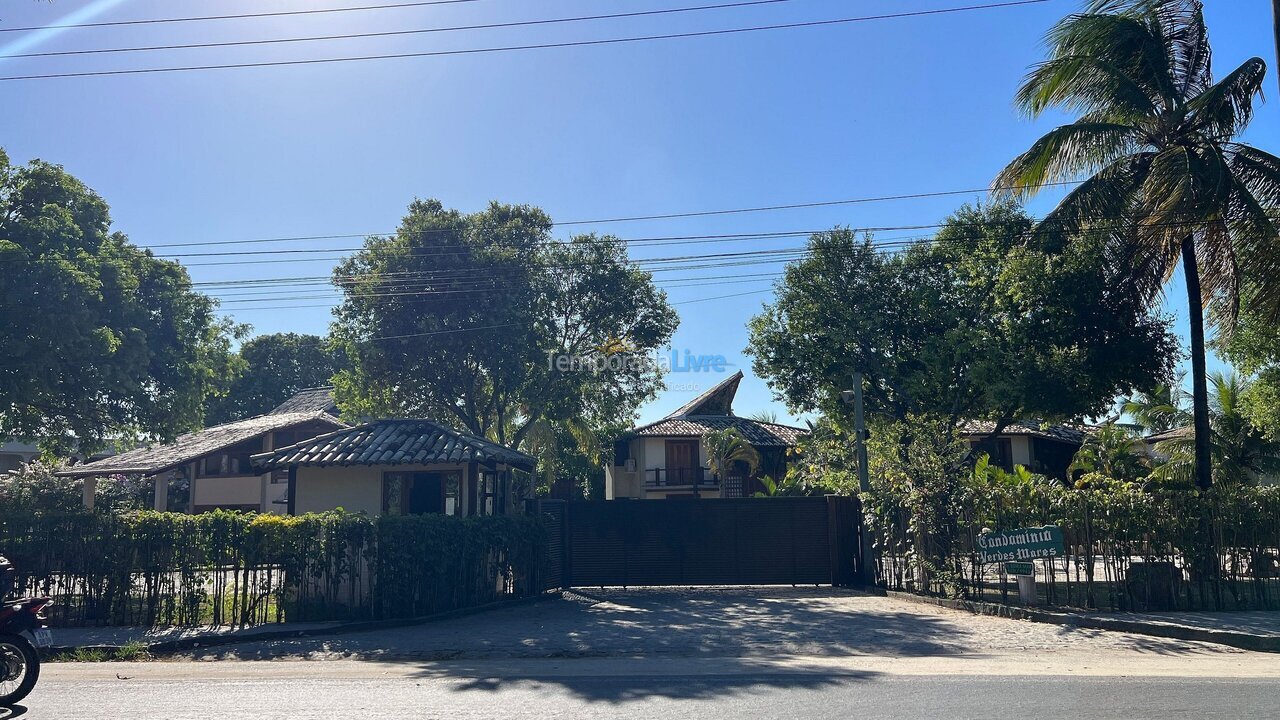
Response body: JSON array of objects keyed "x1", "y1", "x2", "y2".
[
  {"x1": 382, "y1": 472, "x2": 446, "y2": 515},
  {"x1": 444, "y1": 474, "x2": 460, "y2": 516},
  {"x1": 970, "y1": 438, "x2": 1014, "y2": 472},
  {"x1": 479, "y1": 471, "x2": 499, "y2": 516}
]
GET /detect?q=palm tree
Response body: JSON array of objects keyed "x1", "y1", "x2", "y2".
[
  {"x1": 1069, "y1": 423, "x2": 1151, "y2": 482},
  {"x1": 1122, "y1": 372, "x2": 1190, "y2": 434},
  {"x1": 1153, "y1": 371, "x2": 1280, "y2": 485},
  {"x1": 702, "y1": 428, "x2": 761, "y2": 498},
  {"x1": 995, "y1": 0, "x2": 1280, "y2": 489}
]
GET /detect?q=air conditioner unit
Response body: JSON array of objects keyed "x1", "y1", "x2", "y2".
[{"x1": 624, "y1": 458, "x2": 637, "y2": 473}]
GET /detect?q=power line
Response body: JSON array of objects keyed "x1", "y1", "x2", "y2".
[
  {"x1": 4, "y1": 1, "x2": 797, "y2": 59},
  {"x1": 133, "y1": 179, "x2": 1082, "y2": 251},
  {"x1": 0, "y1": 1, "x2": 1051, "y2": 82},
  {"x1": 0, "y1": 0, "x2": 484, "y2": 33}
]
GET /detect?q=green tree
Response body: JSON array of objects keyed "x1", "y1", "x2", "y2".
[
  {"x1": 1069, "y1": 423, "x2": 1151, "y2": 483},
  {"x1": 0, "y1": 150, "x2": 239, "y2": 454},
  {"x1": 1121, "y1": 373, "x2": 1190, "y2": 434},
  {"x1": 994, "y1": 0, "x2": 1280, "y2": 489},
  {"x1": 747, "y1": 204, "x2": 1175, "y2": 435},
  {"x1": 205, "y1": 333, "x2": 347, "y2": 425},
  {"x1": 1153, "y1": 371, "x2": 1280, "y2": 486},
  {"x1": 1217, "y1": 293, "x2": 1280, "y2": 440},
  {"x1": 331, "y1": 199, "x2": 678, "y2": 449},
  {"x1": 702, "y1": 428, "x2": 761, "y2": 489}
]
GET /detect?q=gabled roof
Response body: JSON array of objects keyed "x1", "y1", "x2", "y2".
[
  {"x1": 667, "y1": 371, "x2": 743, "y2": 418},
  {"x1": 626, "y1": 371, "x2": 806, "y2": 447},
  {"x1": 1144, "y1": 425, "x2": 1192, "y2": 444},
  {"x1": 56, "y1": 412, "x2": 346, "y2": 478},
  {"x1": 270, "y1": 386, "x2": 338, "y2": 416},
  {"x1": 252, "y1": 419, "x2": 536, "y2": 471},
  {"x1": 958, "y1": 420, "x2": 1089, "y2": 446}
]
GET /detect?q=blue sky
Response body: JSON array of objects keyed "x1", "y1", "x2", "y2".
[{"x1": 1, "y1": 0, "x2": 1275, "y2": 425}]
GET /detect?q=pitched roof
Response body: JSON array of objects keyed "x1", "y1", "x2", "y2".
[
  {"x1": 252, "y1": 419, "x2": 536, "y2": 471},
  {"x1": 958, "y1": 420, "x2": 1088, "y2": 446},
  {"x1": 629, "y1": 415, "x2": 806, "y2": 446},
  {"x1": 55, "y1": 412, "x2": 346, "y2": 478},
  {"x1": 667, "y1": 371, "x2": 743, "y2": 418},
  {"x1": 626, "y1": 371, "x2": 805, "y2": 447},
  {"x1": 270, "y1": 386, "x2": 338, "y2": 416},
  {"x1": 1144, "y1": 425, "x2": 1192, "y2": 444}
]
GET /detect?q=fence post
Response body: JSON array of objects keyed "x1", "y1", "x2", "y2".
[{"x1": 827, "y1": 495, "x2": 857, "y2": 586}]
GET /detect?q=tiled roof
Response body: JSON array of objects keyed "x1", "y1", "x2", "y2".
[
  {"x1": 958, "y1": 420, "x2": 1088, "y2": 445},
  {"x1": 1144, "y1": 425, "x2": 1192, "y2": 444},
  {"x1": 252, "y1": 419, "x2": 536, "y2": 471},
  {"x1": 270, "y1": 386, "x2": 338, "y2": 416},
  {"x1": 629, "y1": 415, "x2": 807, "y2": 447},
  {"x1": 56, "y1": 412, "x2": 346, "y2": 478}
]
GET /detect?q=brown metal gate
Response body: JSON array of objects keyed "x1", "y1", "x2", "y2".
[{"x1": 531, "y1": 496, "x2": 861, "y2": 588}]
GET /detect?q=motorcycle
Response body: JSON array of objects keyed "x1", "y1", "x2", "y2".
[{"x1": 0, "y1": 557, "x2": 50, "y2": 706}]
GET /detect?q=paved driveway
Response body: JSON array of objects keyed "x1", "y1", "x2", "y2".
[{"x1": 193, "y1": 586, "x2": 1250, "y2": 661}]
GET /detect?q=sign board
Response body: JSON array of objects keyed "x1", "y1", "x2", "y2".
[
  {"x1": 1004, "y1": 561, "x2": 1035, "y2": 576},
  {"x1": 977, "y1": 525, "x2": 1064, "y2": 564}
]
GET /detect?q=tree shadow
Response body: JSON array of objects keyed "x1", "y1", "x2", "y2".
[
  {"x1": 195, "y1": 587, "x2": 977, "y2": 661},
  {"x1": 409, "y1": 659, "x2": 881, "y2": 703}
]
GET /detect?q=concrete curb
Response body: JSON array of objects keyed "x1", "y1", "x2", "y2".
[
  {"x1": 878, "y1": 589, "x2": 1280, "y2": 654},
  {"x1": 53, "y1": 591, "x2": 560, "y2": 655}
]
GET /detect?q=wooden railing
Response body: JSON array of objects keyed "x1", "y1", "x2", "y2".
[{"x1": 645, "y1": 467, "x2": 711, "y2": 487}]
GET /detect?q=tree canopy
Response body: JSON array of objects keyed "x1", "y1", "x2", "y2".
[
  {"x1": 746, "y1": 204, "x2": 1176, "y2": 433},
  {"x1": 204, "y1": 333, "x2": 347, "y2": 425},
  {"x1": 993, "y1": 0, "x2": 1280, "y2": 488},
  {"x1": 331, "y1": 199, "x2": 679, "y2": 448},
  {"x1": 0, "y1": 149, "x2": 239, "y2": 454}
]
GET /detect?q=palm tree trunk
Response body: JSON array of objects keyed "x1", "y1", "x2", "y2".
[{"x1": 1180, "y1": 236, "x2": 1214, "y2": 490}]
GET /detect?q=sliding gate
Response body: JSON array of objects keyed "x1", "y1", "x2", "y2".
[{"x1": 532, "y1": 496, "x2": 862, "y2": 588}]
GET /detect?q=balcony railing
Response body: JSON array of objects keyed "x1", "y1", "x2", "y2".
[{"x1": 645, "y1": 467, "x2": 713, "y2": 488}]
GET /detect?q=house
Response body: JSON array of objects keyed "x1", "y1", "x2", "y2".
[
  {"x1": 251, "y1": 419, "x2": 537, "y2": 517},
  {"x1": 0, "y1": 441, "x2": 114, "y2": 474},
  {"x1": 605, "y1": 371, "x2": 806, "y2": 499},
  {"x1": 959, "y1": 420, "x2": 1087, "y2": 479},
  {"x1": 56, "y1": 388, "x2": 345, "y2": 513}
]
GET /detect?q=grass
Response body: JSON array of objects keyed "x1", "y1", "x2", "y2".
[{"x1": 51, "y1": 641, "x2": 152, "y2": 663}]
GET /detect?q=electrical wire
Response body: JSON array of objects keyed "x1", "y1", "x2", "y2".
[{"x1": 0, "y1": 1, "x2": 1052, "y2": 82}]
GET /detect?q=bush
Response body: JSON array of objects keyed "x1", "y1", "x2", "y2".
[{"x1": 0, "y1": 507, "x2": 548, "y2": 627}]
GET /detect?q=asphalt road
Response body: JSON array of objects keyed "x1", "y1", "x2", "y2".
[
  {"x1": 24, "y1": 589, "x2": 1280, "y2": 719},
  {"x1": 22, "y1": 658, "x2": 1280, "y2": 719}
]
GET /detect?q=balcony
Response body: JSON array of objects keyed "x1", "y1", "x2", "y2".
[{"x1": 645, "y1": 467, "x2": 714, "y2": 488}]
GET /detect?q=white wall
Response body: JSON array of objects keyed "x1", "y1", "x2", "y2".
[
  {"x1": 1010, "y1": 436, "x2": 1032, "y2": 468},
  {"x1": 192, "y1": 475, "x2": 267, "y2": 509}
]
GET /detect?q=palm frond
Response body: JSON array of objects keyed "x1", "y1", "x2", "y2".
[
  {"x1": 993, "y1": 121, "x2": 1145, "y2": 200},
  {"x1": 1188, "y1": 57, "x2": 1267, "y2": 140},
  {"x1": 1047, "y1": 10, "x2": 1178, "y2": 109},
  {"x1": 1016, "y1": 55, "x2": 1159, "y2": 120}
]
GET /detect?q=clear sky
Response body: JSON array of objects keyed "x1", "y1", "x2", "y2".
[{"x1": 1, "y1": 0, "x2": 1275, "y2": 425}]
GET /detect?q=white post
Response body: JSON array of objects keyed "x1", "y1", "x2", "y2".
[
  {"x1": 153, "y1": 475, "x2": 168, "y2": 512},
  {"x1": 82, "y1": 477, "x2": 97, "y2": 511}
]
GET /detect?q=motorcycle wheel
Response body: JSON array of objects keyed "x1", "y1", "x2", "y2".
[{"x1": 0, "y1": 634, "x2": 38, "y2": 706}]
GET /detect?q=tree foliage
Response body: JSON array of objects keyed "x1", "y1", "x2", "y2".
[
  {"x1": 746, "y1": 203, "x2": 1176, "y2": 434},
  {"x1": 330, "y1": 199, "x2": 678, "y2": 448},
  {"x1": 994, "y1": 0, "x2": 1280, "y2": 488},
  {"x1": 205, "y1": 333, "x2": 347, "y2": 425},
  {"x1": 0, "y1": 149, "x2": 239, "y2": 453}
]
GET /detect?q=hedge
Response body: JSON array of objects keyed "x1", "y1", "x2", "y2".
[
  {"x1": 0, "y1": 509, "x2": 547, "y2": 627},
  {"x1": 863, "y1": 479, "x2": 1280, "y2": 611}
]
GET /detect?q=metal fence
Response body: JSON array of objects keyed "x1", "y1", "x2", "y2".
[
  {"x1": 869, "y1": 485, "x2": 1280, "y2": 611},
  {"x1": 0, "y1": 511, "x2": 545, "y2": 627}
]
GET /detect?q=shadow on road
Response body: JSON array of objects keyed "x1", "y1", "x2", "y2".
[{"x1": 411, "y1": 659, "x2": 882, "y2": 703}]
